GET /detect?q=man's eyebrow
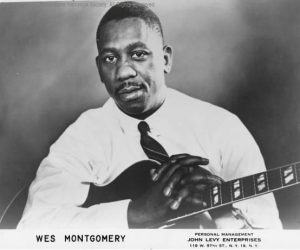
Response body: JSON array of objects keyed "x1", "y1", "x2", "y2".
[
  {"x1": 126, "y1": 41, "x2": 148, "y2": 51},
  {"x1": 99, "y1": 42, "x2": 148, "y2": 55},
  {"x1": 99, "y1": 47, "x2": 119, "y2": 55}
]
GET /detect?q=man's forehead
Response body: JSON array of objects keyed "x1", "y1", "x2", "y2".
[{"x1": 97, "y1": 17, "x2": 160, "y2": 51}]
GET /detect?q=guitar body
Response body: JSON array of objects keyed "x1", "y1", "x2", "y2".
[{"x1": 82, "y1": 160, "x2": 155, "y2": 205}]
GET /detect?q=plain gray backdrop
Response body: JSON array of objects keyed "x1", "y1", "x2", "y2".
[{"x1": 0, "y1": 0, "x2": 300, "y2": 228}]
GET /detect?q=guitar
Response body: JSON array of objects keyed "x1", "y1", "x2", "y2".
[{"x1": 82, "y1": 160, "x2": 300, "y2": 228}]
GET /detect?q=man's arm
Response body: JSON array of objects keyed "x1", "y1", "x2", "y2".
[
  {"x1": 17, "y1": 111, "x2": 132, "y2": 229},
  {"x1": 17, "y1": 156, "x2": 131, "y2": 229}
]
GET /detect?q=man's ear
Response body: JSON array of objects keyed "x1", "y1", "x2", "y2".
[
  {"x1": 95, "y1": 55, "x2": 104, "y2": 83},
  {"x1": 163, "y1": 45, "x2": 173, "y2": 74}
]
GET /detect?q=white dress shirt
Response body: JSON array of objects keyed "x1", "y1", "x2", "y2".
[{"x1": 17, "y1": 88, "x2": 282, "y2": 229}]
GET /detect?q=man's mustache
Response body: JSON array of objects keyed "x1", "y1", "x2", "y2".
[{"x1": 116, "y1": 82, "x2": 143, "y2": 93}]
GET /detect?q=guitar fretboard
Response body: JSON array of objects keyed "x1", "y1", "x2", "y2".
[
  {"x1": 205, "y1": 162, "x2": 300, "y2": 209},
  {"x1": 160, "y1": 162, "x2": 300, "y2": 227}
]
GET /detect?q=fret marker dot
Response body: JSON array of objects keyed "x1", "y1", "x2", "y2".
[
  {"x1": 283, "y1": 167, "x2": 294, "y2": 184},
  {"x1": 233, "y1": 180, "x2": 241, "y2": 199}
]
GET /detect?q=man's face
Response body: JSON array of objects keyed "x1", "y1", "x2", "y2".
[{"x1": 96, "y1": 18, "x2": 172, "y2": 117}]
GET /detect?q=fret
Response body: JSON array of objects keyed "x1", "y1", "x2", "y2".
[
  {"x1": 210, "y1": 184, "x2": 222, "y2": 207},
  {"x1": 295, "y1": 163, "x2": 300, "y2": 182},
  {"x1": 267, "y1": 168, "x2": 283, "y2": 190},
  {"x1": 281, "y1": 165, "x2": 297, "y2": 186},
  {"x1": 220, "y1": 181, "x2": 232, "y2": 204},
  {"x1": 203, "y1": 187, "x2": 212, "y2": 209},
  {"x1": 231, "y1": 179, "x2": 244, "y2": 201},
  {"x1": 242, "y1": 175, "x2": 256, "y2": 198},
  {"x1": 254, "y1": 172, "x2": 268, "y2": 194}
]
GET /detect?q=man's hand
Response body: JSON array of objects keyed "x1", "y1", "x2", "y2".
[{"x1": 127, "y1": 154, "x2": 224, "y2": 228}]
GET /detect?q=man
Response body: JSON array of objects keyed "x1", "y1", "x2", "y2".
[{"x1": 18, "y1": 1, "x2": 282, "y2": 229}]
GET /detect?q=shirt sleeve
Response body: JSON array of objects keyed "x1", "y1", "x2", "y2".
[
  {"x1": 17, "y1": 112, "x2": 130, "y2": 229},
  {"x1": 17, "y1": 159, "x2": 130, "y2": 229},
  {"x1": 213, "y1": 114, "x2": 282, "y2": 229}
]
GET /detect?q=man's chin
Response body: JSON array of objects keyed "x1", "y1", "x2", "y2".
[{"x1": 117, "y1": 101, "x2": 147, "y2": 117}]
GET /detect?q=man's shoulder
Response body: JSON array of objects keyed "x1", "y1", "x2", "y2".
[
  {"x1": 61, "y1": 99, "x2": 116, "y2": 137},
  {"x1": 168, "y1": 88, "x2": 238, "y2": 122},
  {"x1": 49, "y1": 99, "x2": 116, "y2": 152},
  {"x1": 77, "y1": 103, "x2": 111, "y2": 126}
]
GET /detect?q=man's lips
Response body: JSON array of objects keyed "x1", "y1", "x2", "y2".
[
  {"x1": 117, "y1": 85, "x2": 145, "y2": 102},
  {"x1": 117, "y1": 85, "x2": 143, "y2": 94}
]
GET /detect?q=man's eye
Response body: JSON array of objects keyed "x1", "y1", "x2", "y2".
[
  {"x1": 103, "y1": 56, "x2": 117, "y2": 64},
  {"x1": 132, "y1": 51, "x2": 148, "y2": 60}
]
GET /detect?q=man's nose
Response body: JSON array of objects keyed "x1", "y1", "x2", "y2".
[{"x1": 116, "y1": 62, "x2": 137, "y2": 81}]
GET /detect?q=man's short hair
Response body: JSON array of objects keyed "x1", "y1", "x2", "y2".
[{"x1": 96, "y1": 1, "x2": 164, "y2": 49}]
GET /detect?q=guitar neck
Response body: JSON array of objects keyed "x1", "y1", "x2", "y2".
[
  {"x1": 159, "y1": 162, "x2": 300, "y2": 227},
  {"x1": 206, "y1": 161, "x2": 300, "y2": 209}
]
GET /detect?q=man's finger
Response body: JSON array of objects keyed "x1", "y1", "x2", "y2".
[
  {"x1": 194, "y1": 183, "x2": 208, "y2": 192},
  {"x1": 151, "y1": 154, "x2": 189, "y2": 181},
  {"x1": 155, "y1": 156, "x2": 209, "y2": 182},
  {"x1": 163, "y1": 171, "x2": 182, "y2": 197},
  {"x1": 169, "y1": 154, "x2": 190, "y2": 163},
  {"x1": 163, "y1": 165, "x2": 199, "y2": 196},
  {"x1": 180, "y1": 172, "x2": 223, "y2": 186},
  {"x1": 169, "y1": 187, "x2": 190, "y2": 210},
  {"x1": 186, "y1": 194, "x2": 207, "y2": 208},
  {"x1": 176, "y1": 156, "x2": 209, "y2": 166}
]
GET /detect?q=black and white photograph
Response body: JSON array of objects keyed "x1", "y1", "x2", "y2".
[{"x1": 0, "y1": 0, "x2": 300, "y2": 248}]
